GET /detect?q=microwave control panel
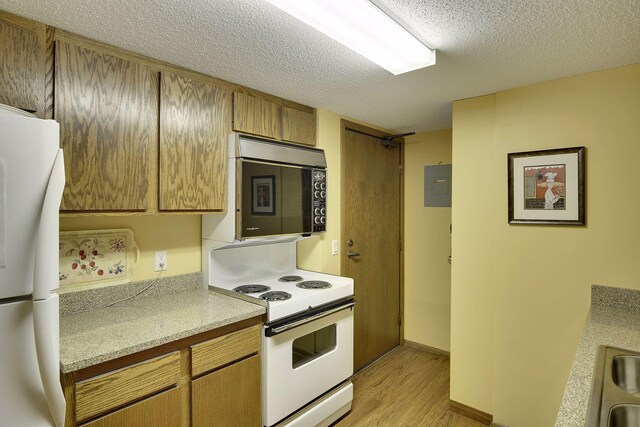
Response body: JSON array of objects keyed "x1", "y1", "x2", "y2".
[{"x1": 312, "y1": 169, "x2": 327, "y2": 232}]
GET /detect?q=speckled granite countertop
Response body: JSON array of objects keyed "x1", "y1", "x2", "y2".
[
  {"x1": 555, "y1": 285, "x2": 640, "y2": 426},
  {"x1": 59, "y1": 275, "x2": 265, "y2": 373}
]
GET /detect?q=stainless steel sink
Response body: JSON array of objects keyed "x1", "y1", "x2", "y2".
[
  {"x1": 612, "y1": 356, "x2": 640, "y2": 395},
  {"x1": 586, "y1": 347, "x2": 640, "y2": 426},
  {"x1": 609, "y1": 404, "x2": 640, "y2": 427}
]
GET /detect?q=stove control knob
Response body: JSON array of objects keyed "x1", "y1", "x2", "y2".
[
  {"x1": 320, "y1": 191, "x2": 326, "y2": 199},
  {"x1": 315, "y1": 207, "x2": 321, "y2": 216},
  {"x1": 320, "y1": 216, "x2": 326, "y2": 224},
  {"x1": 314, "y1": 191, "x2": 321, "y2": 198},
  {"x1": 315, "y1": 182, "x2": 321, "y2": 190},
  {"x1": 320, "y1": 207, "x2": 326, "y2": 215},
  {"x1": 314, "y1": 217, "x2": 321, "y2": 225},
  {"x1": 320, "y1": 182, "x2": 326, "y2": 190}
]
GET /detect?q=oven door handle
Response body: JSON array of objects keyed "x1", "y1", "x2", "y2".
[{"x1": 267, "y1": 301, "x2": 355, "y2": 336}]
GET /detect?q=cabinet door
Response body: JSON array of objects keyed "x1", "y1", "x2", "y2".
[
  {"x1": 159, "y1": 72, "x2": 230, "y2": 210},
  {"x1": 282, "y1": 106, "x2": 316, "y2": 146},
  {"x1": 192, "y1": 354, "x2": 261, "y2": 427},
  {"x1": 0, "y1": 11, "x2": 45, "y2": 116},
  {"x1": 233, "y1": 91, "x2": 281, "y2": 140},
  {"x1": 79, "y1": 387, "x2": 181, "y2": 427},
  {"x1": 55, "y1": 40, "x2": 158, "y2": 211}
]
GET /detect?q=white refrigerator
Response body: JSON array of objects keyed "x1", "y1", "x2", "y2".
[{"x1": 0, "y1": 104, "x2": 66, "y2": 426}]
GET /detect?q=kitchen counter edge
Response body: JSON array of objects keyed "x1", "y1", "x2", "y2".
[
  {"x1": 59, "y1": 288, "x2": 266, "y2": 373},
  {"x1": 554, "y1": 285, "x2": 640, "y2": 426}
]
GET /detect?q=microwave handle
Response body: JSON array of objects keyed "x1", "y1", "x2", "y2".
[{"x1": 266, "y1": 301, "x2": 355, "y2": 336}]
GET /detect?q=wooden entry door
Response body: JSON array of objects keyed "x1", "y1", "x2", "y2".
[{"x1": 342, "y1": 122, "x2": 401, "y2": 371}]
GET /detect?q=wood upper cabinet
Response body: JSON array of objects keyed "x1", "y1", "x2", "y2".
[
  {"x1": 232, "y1": 91, "x2": 317, "y2": 146},
  {"x1": 233, "y1": 91, "x2": 281, "y2": 140},
  {"x1": 0, "y1": 11, "x2": 46, "y2": 116},
  {"x1": 282, "y1": 106, "x2": 316, "y2": 146},
  {"x1": 159, "y1": 72, "x2": 230, "y2": 211},
  {"x1": 55, "y1": 39, "x2": 158, "y2": 211}
]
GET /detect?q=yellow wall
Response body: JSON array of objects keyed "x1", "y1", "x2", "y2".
[
  {"x1": 60, "y1": 216, "x2": 202, "y2": 282},
  {"x1": 297, "y1": 110, "x2": 391, "y2": 274},
  {"x1": 299, "y1": 115, "x2": 454, "y2": 353},
  {"x1": 403, "y1": 130, "x2": 452, "y2": 351},
  {"x1": 450, "y1": 63, "x2": 640, "y2": 426},
  {"x1": 297, "y1": 109, "x2": 342, "y2": 275}
]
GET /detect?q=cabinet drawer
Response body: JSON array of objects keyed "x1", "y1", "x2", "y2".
[
  {"x1": 75, "y1": 351, "x2": 181, "y2": 422},
  {"x1": 191, "y1": 324, "x2": 261, "y2": 376},
  {"x1": 78, "y1": 387, "x2": 181, "y2": 427}
]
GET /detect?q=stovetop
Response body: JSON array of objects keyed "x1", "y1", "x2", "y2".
[{"x1": 210, "y1": 269, "x2": 354, "y2": 322}]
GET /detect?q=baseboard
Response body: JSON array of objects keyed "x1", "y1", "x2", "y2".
[
  {"x1": 403, "y1": 340, "x2": 450, "y2": 357},
  {"x1": 449, "y1": 399, "x2": 493, "y2": 425}
]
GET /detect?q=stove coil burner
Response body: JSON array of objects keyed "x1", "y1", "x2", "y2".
[
  {"x1": 296, "y1": 280, "x2": 332, "y2": 290},
  {"x1": 260, "y1": 291, "x2": 292, "y2": 301},
  {"x1": 233, "y1": 284, "x2": 271, "y2": 294},
  {"x1": 278, "y1": 275, "x2": 304, "y2": 282}
]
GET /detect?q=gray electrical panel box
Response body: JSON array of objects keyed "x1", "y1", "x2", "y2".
[{"x1": 424, "y1": 164, "x2": 452, "y2": 207}]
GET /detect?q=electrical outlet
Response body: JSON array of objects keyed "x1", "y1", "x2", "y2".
[
  {"x1": 331, "y1": 240, "x2": 339, "y2": 256},
  {"x1": 155, "y1": 251, "x2": 167, "y2": 272}
]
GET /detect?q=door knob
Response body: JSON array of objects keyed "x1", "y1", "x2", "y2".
[{"x1": 347, "y1": 251, "x2": 361, "y2": 258}]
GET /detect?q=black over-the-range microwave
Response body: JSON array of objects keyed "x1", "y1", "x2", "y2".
[{"x1": 234, "y1": 134, "x2": 327, "y2": 240}]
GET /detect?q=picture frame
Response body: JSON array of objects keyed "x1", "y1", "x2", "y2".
[
  {"x1": 252, "y1": 175, "x2": 276, "y2": 216},
  {"x1": 508, "y1": 147, "x2": 585, "y2": 225}
]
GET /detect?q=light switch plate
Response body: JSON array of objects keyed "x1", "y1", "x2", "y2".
[{"x1": 331, "y1": 240, "x2": 338, "y2": 256}]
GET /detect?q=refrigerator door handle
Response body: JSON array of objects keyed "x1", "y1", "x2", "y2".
[
  {"x1": 33, "y1": 148, "x2": 66, "y2": 426},
  {"x1": 34, "y1": 296, "x2": 66, "y2": 427},
  {"x1": 33, "y1": 149, "x2": 65, "y2": 300}
]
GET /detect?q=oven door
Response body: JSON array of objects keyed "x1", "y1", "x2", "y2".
[
  {"x1": 238, "y1": 160, "x2": 313, "y2": 239},
  {"x1": 262, "y1": 304, "x2": 354, "y2": 427}
]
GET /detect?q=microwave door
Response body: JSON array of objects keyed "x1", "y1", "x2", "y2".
[
  {"x1": 240, "y1": 161, "x2": 283, "y2": 238},
  {"x1": 281, "y1": 166, "x2": 312, "y2": 235}
]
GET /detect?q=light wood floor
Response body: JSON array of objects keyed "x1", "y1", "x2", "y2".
[{"x1": 333, "y1": 346, "x2": 486, "y2": 427}]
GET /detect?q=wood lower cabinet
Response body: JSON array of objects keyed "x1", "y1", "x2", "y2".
[
  {"x1": 233, "y1": 91, "x2": 281, "y2": 140},
  {"x1": 74, "y1": 352, "x2": 181, "y2": 423},
  {"x1": 192, "y1": 355, "x2": 261, "y2": 427},
  {"x1": 79, "y1": 387, "x2": 181, "y2": 427},
  {"x1": 0, "y1": 11, "x2": 46, "y2": 116},
  {"x1": 55, "y1": 39, "x2": 158, "y2": 211},
  {"x1": 159, "y1": 72, "x2": 230, "y2": 211},
  {"x1": 62, "y1": 320, "x2": 262, "y2": 427}
]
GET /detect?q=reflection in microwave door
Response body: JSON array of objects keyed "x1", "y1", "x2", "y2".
[{"x1": 252, "y1": 175, "x2": 276, "y2": 216}]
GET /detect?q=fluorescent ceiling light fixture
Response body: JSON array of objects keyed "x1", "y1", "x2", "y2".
[{"x1": 264, "y1": 0, "x2": 436, "y2": 75}]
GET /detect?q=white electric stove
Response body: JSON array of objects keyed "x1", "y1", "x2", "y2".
[
  {"x1": 212, "y1": 269, "x2": 354, "y2": 322},
  {"x1": 205, "y1": 240, "x2": 355, "y2": 427}
]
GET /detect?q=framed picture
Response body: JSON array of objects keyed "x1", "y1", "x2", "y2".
[
  {"x1": 252, "y1": 175, "x2": 276, "y2": 216},
  {"x1": 508, "y1": 147, "x2": 585, "y2": 225}
]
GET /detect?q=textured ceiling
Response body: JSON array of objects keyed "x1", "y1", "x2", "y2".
[{"x1": 1, "y1": 0, "x2": 639, "y2": 132}]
